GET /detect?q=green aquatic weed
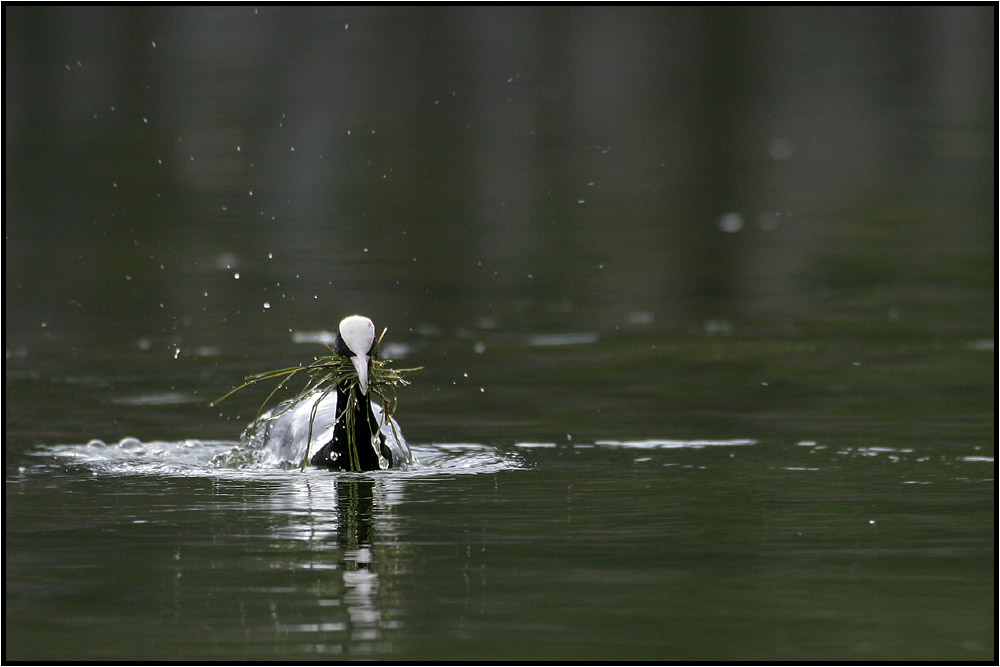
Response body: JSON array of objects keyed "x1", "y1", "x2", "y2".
[{"x1": 213, "y1": 328, "x2": 420, "y2": 471}]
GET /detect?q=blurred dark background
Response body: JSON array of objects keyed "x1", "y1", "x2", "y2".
[{"x1": 6, "y1": 6, "x2": 993, "y2": 355}]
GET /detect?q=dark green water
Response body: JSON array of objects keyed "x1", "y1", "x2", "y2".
[{"x1": 5, "y1": 6, "x2": 995, "y2": 662}]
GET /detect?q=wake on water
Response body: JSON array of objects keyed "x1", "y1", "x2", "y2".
[
  {"x1": 28, "y1": 436, "x2": 526, "y2": 479},
  {"x1": 27, "y1": 435, "x2": 765, "y2": 480}
]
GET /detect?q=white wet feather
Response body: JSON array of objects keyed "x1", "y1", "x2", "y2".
[{"x1": 249, "y1": 389, "x2": 410, "y2": 468}]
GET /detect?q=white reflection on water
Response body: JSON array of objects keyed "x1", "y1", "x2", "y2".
[
  {"x1": 595, "y1": 438, "x2": 757, "y2": 448},
  {"x1": 960, "y1": 456, "x2": 994, "y2": 463},
  {"x1": 109, "y1": 392, "x2": 203, "y2": 406},
  {"x1": 527, "y1": 332, "x2": 600, "y2": 346},
  {"x1": 262, "y1": 475, "x2": 401, "y2": 652}
]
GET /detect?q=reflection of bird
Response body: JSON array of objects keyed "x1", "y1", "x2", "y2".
[
  {"x1": 338, "y1": 478, "x2": 376, "y2": 568},
  {"x1": 252, "y1": 315, "x2": 411, "y2": 470}
]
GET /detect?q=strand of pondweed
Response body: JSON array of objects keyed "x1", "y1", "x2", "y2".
[{"x1": 342, "y1": 385, "x2": 362, "y2": 472}]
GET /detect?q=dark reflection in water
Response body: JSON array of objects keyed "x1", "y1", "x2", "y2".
[
  {"x1": 338, "y1": 478, "x2": 377, "y2": 552},
  {"x1": 5, "y1": 6, "x2": 993, "y2": 351}
]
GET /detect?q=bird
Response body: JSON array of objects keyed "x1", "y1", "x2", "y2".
[{"x1": 248, "y1": 315, "x2": 411, "y2": 471}]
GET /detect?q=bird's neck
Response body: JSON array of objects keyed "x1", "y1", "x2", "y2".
[{"x1": 332, "y1": 383, "x2": 382, "y2": 470}]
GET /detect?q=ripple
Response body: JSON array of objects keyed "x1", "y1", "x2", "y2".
[
  {"x1": 594, "y1": 439, "x2": 757, "y2": 449},
  {"x1": 527, "y1": 332, "x2": 599, "y2": 346},
  {"x1": 109, "y1": 392, "x2": 200, "y2": 406},
  {"x1": 405, "y1": 443, "x2": 524, "y2": 476}
]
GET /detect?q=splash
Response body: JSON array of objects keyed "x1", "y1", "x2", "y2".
[{"x1": 29, "y1": 437, "x2": 525, "y2": 479}]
